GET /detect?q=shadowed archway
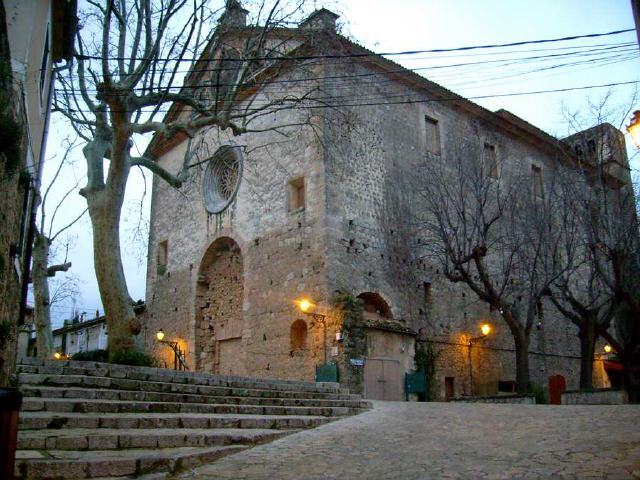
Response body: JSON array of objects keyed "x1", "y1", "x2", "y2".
[{"x1": 195, "y1": 237, "x2": 245, "y2": 374}]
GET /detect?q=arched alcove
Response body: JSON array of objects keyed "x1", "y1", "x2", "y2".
[
  {"x1": 357, "y1": 292, "x2": 393, "y2": 320},
  {"x1": 195, "y1": 236, "x2": 244, "y2": 374},
  {"x1": 290, "y1": 319, "x2": 308, "y2": 352}
]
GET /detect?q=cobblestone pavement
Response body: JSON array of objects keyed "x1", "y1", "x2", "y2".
[{"x1": 179, "y1": 401, "x2": 640, "y2": 480}]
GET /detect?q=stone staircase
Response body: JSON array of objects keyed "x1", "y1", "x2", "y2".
[{"x1": 14, "y1": 358, "x2": 370, "y2": 479}]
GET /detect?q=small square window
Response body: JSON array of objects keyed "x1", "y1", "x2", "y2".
[
  {"x1": 288, "y1": 177, "x2": 305, "y2": 211},
  {"x1": 483, "y1": 143, "x2": 498, "y2": 179},
  {"x1": 425, "y1": 116, "x2": 441, "y2": 155}
]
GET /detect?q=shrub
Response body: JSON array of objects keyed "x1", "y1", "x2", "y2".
[
  {"x1": 109, "y1": 349, "x2": 156, "y2": 367},
  {"x1": 71, "y1": 349, "x2": 109, "y2": 362},
  {"x1": 528, "y1": 383, "x2": 548, "y2": 404}
]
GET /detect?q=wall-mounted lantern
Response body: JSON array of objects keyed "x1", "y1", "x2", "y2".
[
  {"x1": 295, "y1": 298, "x2": 327, "y2": 364},
  {"x1": 467, "y1": 323, "x2": 492, "y2": 397},
  {"x1": 156, "y1": 329, "x2": 188, "y2": 371},
  {"x1": 627, "y1": 111, "x2": 640, "y2": 148}
]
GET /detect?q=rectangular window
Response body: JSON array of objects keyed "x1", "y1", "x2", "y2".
[
  {"x1": 288, "y1": 177, "x2": 305, "y2": 211},
  {"x1": 498, "y1": 380, "x2": 516, "y2": 393},
  {"x1": 423, "y1": 282, "x2": 432, "y2": 304},
  {"x1": 531, "y1": 165, "x2": 543, "y2": 199},
  {"x1": 157, "y1": 240, "x2": 168, "y2": 275},
  {"x1": 425, "y1": 116, "x2": 441, "y2": 155},
  {"x1": 483, "y1": 143, "x2": 498, "y2": 179}
]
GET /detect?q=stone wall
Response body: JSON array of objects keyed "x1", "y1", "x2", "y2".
[
  {"x1": 562, "y1": 389, "x2": 629, "y2": 405},
  {"x1": 451, "y1": 394, "x2": 536, "y2": 404},
  {"x1": 144, "y1": 67, "x2": 330, "y2": 382},
  {"x1": 0, "y1": 0, "x2": 25, "y2": 387},
  {"x1": 319, "y1": 56, "x2": 596, "y2": 399},
  {"x1": 144, "y1": 29, "x2": 621, "y2": 399}
]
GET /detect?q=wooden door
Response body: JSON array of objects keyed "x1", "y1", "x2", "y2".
[
  {"x1": 548, "y1": 375, "x2": 566, "y2": 405},
  {"x1": 364, "y1": 358, "x2": 403, "y2": 401},
  {"x1": 445, "y1": 376, "x2": 455, "y2": 401}
]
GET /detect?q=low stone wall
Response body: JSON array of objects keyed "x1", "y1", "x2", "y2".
[
  {"x1": 450, "y1": 395, "x2": 536, "y2": 404},
  {"x1": 561, "y1": 389, "x2": 628, "y2": 405}
]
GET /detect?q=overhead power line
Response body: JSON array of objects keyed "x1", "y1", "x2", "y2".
[
  {"x1": 66, "y1": 42, "x2": 637, "y2": 83},
  {"x1": 56, "y1": 80, "x2": 639, "y2": 115},
  {"x1": 75, "y1": 28, "x2": 636, "y2": 63},
  {"x1": 61, "y1": 45, "x2": 639, "y2": 95}
]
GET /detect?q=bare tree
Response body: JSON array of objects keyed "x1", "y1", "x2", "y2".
[
  {"x1": 31, "y1": 142, "x2": 86, "y2": 358},
  {"x1": 545, "y1": 167, "x2": 618, "y2": 389},
  {"x1": 417, "y1": 137, "x2": 566, "y2": 393},
  {"x1": 54, "y1": 0, "x2": 333, "y2": 359},
  {"x1": 556, "y1": 97, "x2": 640, "y2": 398}
]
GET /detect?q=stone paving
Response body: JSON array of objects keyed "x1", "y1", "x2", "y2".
[{"x1": 180, "y1": 401, "x2": 640, "y2": 480}]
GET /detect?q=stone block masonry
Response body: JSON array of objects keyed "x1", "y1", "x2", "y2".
[{"x1": 143, "y1": 9, "x2": 623, "y2": 400}]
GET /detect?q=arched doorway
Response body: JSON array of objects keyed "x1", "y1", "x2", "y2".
[
  {"x1": 195, "y1": 237, "x2": 244, "y2": 375},
  {"x1": 548, "y1": 375, "x2": 566, "y2": 405},
  {"x1": 358, "y1": 292, "x2": 410, "y2": 401}
]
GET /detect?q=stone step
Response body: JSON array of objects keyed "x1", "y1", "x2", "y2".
[
  {"x1": 20, "y1": 411, "x2": 333, "y2": 431},
  {"x1": 20, "y1": 385, "x2": 371, "y2": 409},
  {"x1": 17, "y1": 427, "x2": 292, "y2": 450},
  {"x1": 18, "y1": 373, "x2": 360, "y2": 401},
  {"x1": 21, "y1": 397, "x2": 356, "y2": 416},
  {"x1": 17, "y1": 359, "x2": 350, "y2": 395},
  {"x1": 15, "y1": 444, "x2": 247, "y2": 479}
]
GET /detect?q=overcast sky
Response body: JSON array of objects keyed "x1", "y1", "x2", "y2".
[{"x1": 42, "y1": 0, "x2": 639, "y2": 328}]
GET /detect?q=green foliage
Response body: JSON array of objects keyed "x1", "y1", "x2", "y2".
[
  {"x1": 331, "y1": 293, "x2": 366, "y2": 394},
  {"x1": 109, "y1": 349, "x2": 157, "y2": 367},
  {"x1": 0, "y1": 320, "x2": 14, "y2": 344},
  {"x1": 72, "y1": 348, "x2": 156, "y2": 367},
  {"x1": 414, "y1": 341, "x2": 439, "y2": 401},
  {"x1": 527, "y1": 382, "x2": 548, "y2": 404},
  {"x1": 71, "y1": 349, "x2": 109, "y2": 362}
]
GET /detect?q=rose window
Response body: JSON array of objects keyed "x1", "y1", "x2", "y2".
[{"x1": 202, "y1": 146, "x2": 243, "y2": 214}]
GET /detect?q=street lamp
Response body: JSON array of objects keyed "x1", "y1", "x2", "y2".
[
  {"x1": 295, "y1": 298, "x2": 327, "y2": 364},
  {"x1": 627, "y1": 110, "x2": 640, "y2": 148},
  {"x1": 155, "y1": 329, "x2": 188, "y2": 371},
  {"x1": 467, "y1": 323, "x2": 492, "y2": 396},
  {"x1": 604, "y1": 344, "x2": 613, "y2": 354}
]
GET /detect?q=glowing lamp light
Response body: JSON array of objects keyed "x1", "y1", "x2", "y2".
[
  {"x1": 53, "y1": 352, "x2": 61, "y2": 360},
  {"x1": 156, "y1": 329, "x2": 165, "y2": 341},
  {"x1": 296, "y1": 298, "x2": 313, "y2": 313},
  {"x1": 480, "y1": 323, "x2": 491, "y2": 336},
  {"x1": 604, "y1": 344, "x2": 612, "y2": 354},
  {"x1": 627, "y1": 111, "x2": 640, "y2": 148}
]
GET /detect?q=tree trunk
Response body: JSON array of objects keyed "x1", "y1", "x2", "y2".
[
  {"x1": 32, "y1": 232, "x2": 53, "y2": 358},
  {"x1": 86, "y1": 188, "x2": 138, "y2": 360},
  {"x1": 578, "y1": 317, "x2": 597, "y2": 390},
  {"x1": 513, "y1": 330, "x2": 531, "y2": 394}
]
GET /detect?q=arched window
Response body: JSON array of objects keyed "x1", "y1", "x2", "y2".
[{"x1": 290, "y1": 319, "x2": 308, "y2": 351}]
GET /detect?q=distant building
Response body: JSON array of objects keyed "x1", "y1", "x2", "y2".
[
  {"x1": 53, "y1": 314, "x2": 108, "y2": 357},
  {"x1": 52, "y1": 304, "x2": 146, "y2": 358},
  {"x1": 0, "y1": 0, "x2": 76, "y2": 386}
]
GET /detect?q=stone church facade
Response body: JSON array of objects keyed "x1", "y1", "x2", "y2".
[{"x1": 143, "y1": 6, "x2": 629, "y2": 400}]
